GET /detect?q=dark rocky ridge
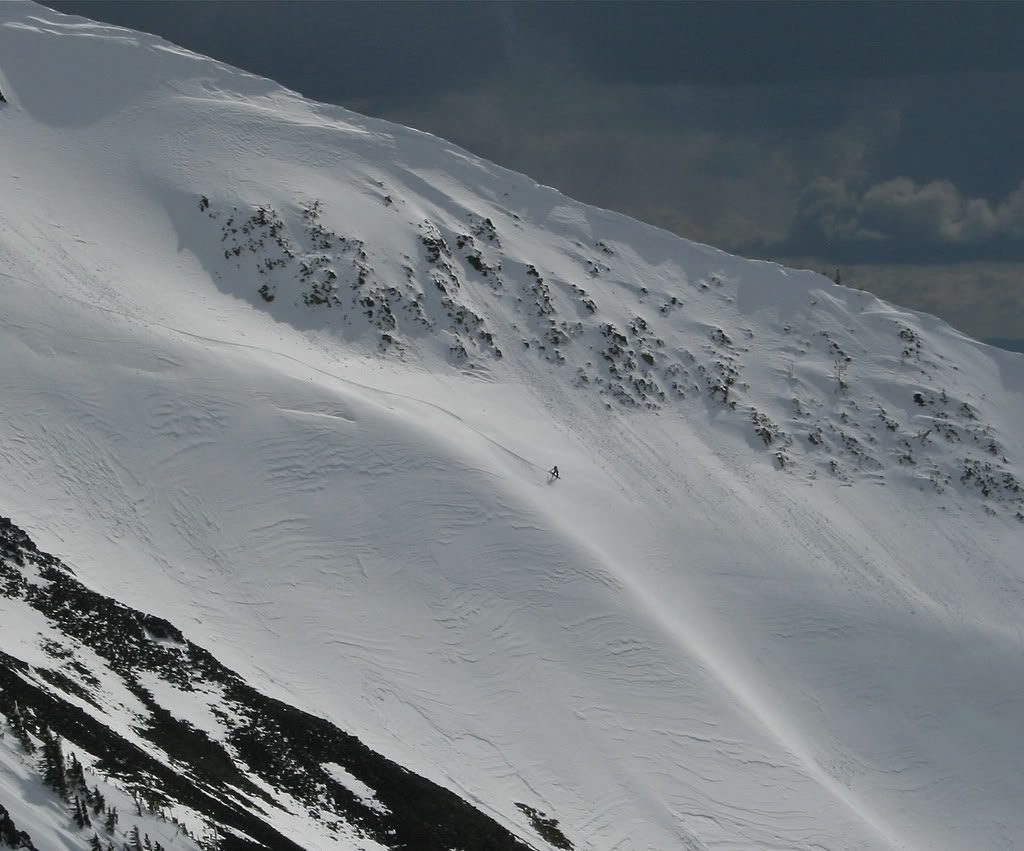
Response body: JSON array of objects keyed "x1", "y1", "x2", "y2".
[{"x1": 0, "y1": 516, "x2": 556, "y2": 851}]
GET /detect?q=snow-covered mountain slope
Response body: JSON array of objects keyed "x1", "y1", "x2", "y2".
[
  {"x1": 0, "y1": 517, "x2": 537, "y2": 851},
  {"x1": 1, "y1": 3, "x2": 1023, "y2": 849}
]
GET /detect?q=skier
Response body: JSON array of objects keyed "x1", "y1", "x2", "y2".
[{"x1": 549, "y1": 465, "x2": 560, "y2": 480}]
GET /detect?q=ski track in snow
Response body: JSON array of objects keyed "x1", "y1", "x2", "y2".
[{"x1": 2, "y1": 3, "x2": 1024, "y2": 849}]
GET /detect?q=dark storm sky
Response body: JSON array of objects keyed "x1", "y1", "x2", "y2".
[{"x1": 41, "y1": 1, "x2": 1024, "y2": 340}]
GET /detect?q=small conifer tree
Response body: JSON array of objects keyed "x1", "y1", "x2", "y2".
[
  {"x1": 40, "y1": 729, "x2": 69, "y2": 799},
  {"x1": 73, "y1": 795, "x2": 91, "y2": 828},
  {"x1": 68, "y1": 752, "x2": 87, "y2": 791},
  {"x1": 8, "y1": 703, "x2": 35, "y2": 754}
]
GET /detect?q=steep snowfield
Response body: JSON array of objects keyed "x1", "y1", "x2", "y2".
[{"x1": 2, "y1": 3, "x2": 1023, "y2": 849}]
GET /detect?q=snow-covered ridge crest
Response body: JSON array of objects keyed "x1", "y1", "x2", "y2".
[
  {"x1": 2, "y1": 3, "x2": 1024, "y2": 850},
  {"x1": 0, "y1": 2, "x2": 277, "y2": 125}
]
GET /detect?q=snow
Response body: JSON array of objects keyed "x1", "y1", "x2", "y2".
[
  {"x1": 135, "y1": 672, "x2": 234, "y2": 744},
  {"x1": 321, "y1": 764, "x2": 388, "y2": 815},
  {"x1": 0, "y1": 711, "x2": 205, "y2": 851},
  {"x1": 1, "y1": 2, "x2": 1023, "y2": 849}
]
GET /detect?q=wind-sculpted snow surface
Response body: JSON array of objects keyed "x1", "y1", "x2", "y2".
[
  {"x1": 0, "y1": 517, "x2": 538, "y2": 851},
  {"x1": 1, "y1": 3, "x2": 1024, "y2": 850}
]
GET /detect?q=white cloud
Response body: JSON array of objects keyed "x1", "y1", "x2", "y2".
[
  {"x1": 996, "y1": 180, "x2": 1024, "y2": 237},
  {"x1": 859, "y1": 177, "x2": 997, "y2": 242},
  {"x1": 795, "y1": 176, "x2": 1024, "y2": 246}
]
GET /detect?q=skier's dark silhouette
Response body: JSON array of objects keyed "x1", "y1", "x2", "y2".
[{"x1": 549, "y1": 465, "x2": 560, "y2": 480}]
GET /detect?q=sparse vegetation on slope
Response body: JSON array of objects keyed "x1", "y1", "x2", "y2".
[{"x1": 191, "y1": 194, "x2": 1023, "y2": 519}]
